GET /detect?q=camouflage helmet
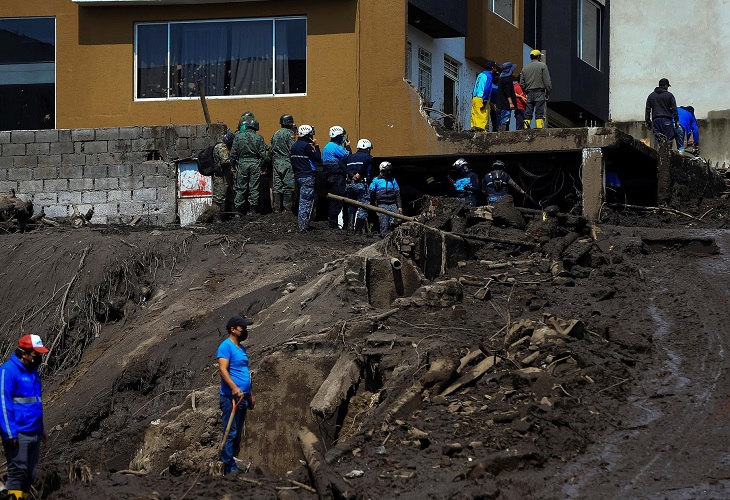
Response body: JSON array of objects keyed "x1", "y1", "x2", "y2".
[
  {"x1": 248, "y1": 119, "x2": 260, "y2": 131},
  {"x1": 280, "y1": 114, "x2": 295, "y2": 127},
  {"x1": 238, "y1": 111, "x2": 256, "y2": 131}
]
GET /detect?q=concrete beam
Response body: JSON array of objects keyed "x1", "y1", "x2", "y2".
[{"x1": 581, "y1": 148, "x2": 604, "y2": 222}]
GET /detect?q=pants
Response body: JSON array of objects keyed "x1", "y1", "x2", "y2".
[
  {"x1": 272, "y1": 161, "x2": 295, "y2": 198},
  {"x1": 296, "y1": 177, "x2": 317, "y2": 232},
  {"x1": 212, "y1": 170, "x2": 234, "y2": 209},
  {"x1": 514, "y1": 109, "x2": 526, "y2": 129},
  {"x1": 376, "y1": 203, "x2": 398, "y2": 234},
  {"x1": 326, "y1": 175, "x2": 347, "y2": 228},
  {"x1": 4, "y1": 433, "x2": 41, "y2": 491},
  {"x1": 346, "y1": 181, "x2": 370, "y2": 221},
  {"x1": 234, "y1": 161, "x2": 261, "y2": 212},
  {"x1": 525, "y1": 90, "x2": 546, "y2": 121},
  {"x1": 219, "y1": 396, "x2": 248, "y2": 475},
  {"x1": 652, "y1": 118, "x2": 675, "y2": 149},
  {"x1": 498, "y1": 109, "x2": 512, "y2": 131},
  {"x1": 470, "y1": 96, "x2": 489, "y2": 130},
  {"x1": 674, "y1": 125, "x2": 686, "y2": 150}
]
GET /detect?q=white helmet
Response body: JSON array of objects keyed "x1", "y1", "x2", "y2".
[
  {"x1": 329, "y1": 125, "x2": 345, "y2": 138},
  {"x1": 453, "y1": 158, "x2": 468, "y2": 169},
  {"x1": 379, "y1": 161, "x2": 393, "y2": 174},
  {"x1": 298, "y1": 124, "x2": 314, "y2": 136},
  {"x1": 357, "y1": 139, "x2": 372, "y2": 150}
]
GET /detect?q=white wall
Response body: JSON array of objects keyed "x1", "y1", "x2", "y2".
[
  {"x1": 406, "y1": 26, "x2": 480, "y2": 131},
  {"x1": 609, "y1": 0, "x2": 730, "y2": 121}
]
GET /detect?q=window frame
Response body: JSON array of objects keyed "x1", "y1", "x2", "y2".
[
  {"x1": 489, "y1": 0, "x2": 516, "y2": 26},
  {"x1": 578, "y1": 0, "x2": 602, "y2": 70},
  {"x1": 417, "y1": 46, "x2": 432, "y2": 104},
  {"x1": 133, "y1": 16, "x2": 307, "y2": 102}
]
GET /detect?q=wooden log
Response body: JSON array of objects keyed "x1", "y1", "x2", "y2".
[
  {"x1": 516, "y1": 207, "x2": 586, "y2": 226},
  {"x1": 441, "y1": 355, "x2": 501, "y2": 396},
  {"x1": 310, "y1": 353, "x2": 361, "y2": 420},
  {"x1": 297, "y1": 428, "x2": 353, "y2": 500},
  {"x1": 451, "y1": 232, "x2": 536, "y2": 247},
  {"x1": 197, "y1": 79, "x2": 212, "y2": 126},
  {"x1": 326, "y1": 193, "x2": 415, "y2": 222}
]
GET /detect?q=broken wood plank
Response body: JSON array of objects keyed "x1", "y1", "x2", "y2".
[
  {"x1": 441, "y1": 356, "x2": 501, "y2": 396},
  {"x1": 297, "y1": 428, "x2": 353, "y2": 500},
  {"x1": 310, "y1": 353, "x2": 361, "y2": 420}
]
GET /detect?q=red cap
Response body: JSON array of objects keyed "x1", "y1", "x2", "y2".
[{"x1": 18, "y1": 334, "x2": 49, "y2": 354}]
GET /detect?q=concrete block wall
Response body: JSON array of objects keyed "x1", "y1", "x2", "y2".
[{"x1": 0, "y1": 124, "x2": 221, "y2": 225}]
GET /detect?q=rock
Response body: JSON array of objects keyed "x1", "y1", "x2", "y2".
[
  {"x1": 504, "y1": 319, "x2": 535, "y2": 346},
  {"x1": 442, "y1": 443, "x2": 463, "y2": 456},
  {"x1": 431, "y1": 395, "x2": 448, "y2": 405}
]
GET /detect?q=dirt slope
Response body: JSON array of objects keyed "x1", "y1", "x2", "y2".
[{"x1": 1, "y1": 198, "x2": 730, "y2": 499}]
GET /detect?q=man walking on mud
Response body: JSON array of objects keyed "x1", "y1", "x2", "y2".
[
  {"x1": 217, "y1": 315, "x2": 255, "y2": 475},
  {"x1": 0, "y1": 334, "x2": 49, "y2": 499}
]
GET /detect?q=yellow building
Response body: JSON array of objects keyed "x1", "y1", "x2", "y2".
[{"x1": 0, "y1": 0, "x2": 527, "y2": 156}]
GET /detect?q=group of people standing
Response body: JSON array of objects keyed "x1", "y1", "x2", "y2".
[
  {"x1": 209, "y1": 112, "x2": 403, "y2": 235},
  {"x1": 471, "y1": 50, "x2": 552, "y2": 132},
  {"x1": 645, "y1": 78, "x2": 700, "y2": 154}
]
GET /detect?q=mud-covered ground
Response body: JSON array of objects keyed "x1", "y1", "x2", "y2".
[{"x1": 2, "y1": 191, "x2": 730, "y2": 499}]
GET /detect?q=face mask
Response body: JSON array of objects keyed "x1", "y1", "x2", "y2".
[
  {"x1": 29, "y1": 355, "x2": 42, "y2": 369},
  {"x1": 240, "y1": 330, "x2": 248, "y2": 341}
]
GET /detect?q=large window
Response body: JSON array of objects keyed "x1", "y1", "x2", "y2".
[
  {"x1": 489, "y1": 0, "x2": 515, "y2": 25},
  {"x1": 579, "y1": 0, "x2": 601, "y2": 69},
  {"x1": 135, "y1": 17, "x2": 306, "y2": 100},
  {"x1": 0, "y1": 17, "x2": 55, "y2": 130}
]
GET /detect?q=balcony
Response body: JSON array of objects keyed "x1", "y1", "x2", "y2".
[{"x1": 408, "y1": 0, "x2": 467, "y2": 38}]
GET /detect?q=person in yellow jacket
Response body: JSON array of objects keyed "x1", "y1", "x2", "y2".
[{"x1": 519, "y1": 50, "x2": 552, "y2": 129}]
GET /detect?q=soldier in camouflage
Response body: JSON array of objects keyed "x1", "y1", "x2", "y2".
[
  {"x1": 270, "y1": 114, "x2": 297, "y2": 214},
  {"x1": 211, "y1": 129, "x2": 236, "y2": 221},
  {"x1": 231, "y1": 118, "x2": 270, "y2": 215}
]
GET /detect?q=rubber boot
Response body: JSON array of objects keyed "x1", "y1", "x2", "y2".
[
  {"x1": 8, "y1": 491, "x2": 26, "y2": 499},
  {"x1": 354, "y1": 218, "x2": 365, "y2": 235},
  {"x1": 212, "y1": 202, "x2": 223, "y2": 222},
  {"x1": 282, "y1": 192, "x2": 293, "y2": 213},
  {"x1": 536, "y1": 118, "x2": 545, "y2": 129},
  {"x1": 524, "y1": 119, "x2": 531, "y2": 129},
  {"x1": 272, "y1": 193, "x2": 282, "y2": 213}
]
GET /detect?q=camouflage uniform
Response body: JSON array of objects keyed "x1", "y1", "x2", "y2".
[
  {"x1": 212, "y1": 142, "x2": 234, "y2": 212},
  {"x1": 231, "y1": 129, "x2": 270, "y2": 214},
  {"x1": 270, "y1": 127, "x2": 296, "y2": 212}
]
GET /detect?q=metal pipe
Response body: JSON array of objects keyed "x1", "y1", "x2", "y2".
[{"x1": 390, "y1": 258, "x2": 402, "y2": 270}]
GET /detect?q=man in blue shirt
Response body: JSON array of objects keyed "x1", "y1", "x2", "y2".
[
  {"x1": 322, "y1": 126, "x2": 351, "y2": 229},
  {"x1": 369, "y1": 161, "x2": 402, "y2": 234},
  {"x1": 217, "y1": 315, "x2": 255, "y2": 475},
  {"x1": 675, "y1": 106, "x2": 700, "y2": 155},
  {"x1": 470, "y1": 60, "x2": 496, "y2": 131},
  {"x1": 0, "y1": 334, "x2": 49, "y2": 499}
]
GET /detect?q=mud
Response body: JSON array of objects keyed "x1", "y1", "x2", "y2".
[{"x1": 1, "y1": 191, "x2": 730, "y2": 499}]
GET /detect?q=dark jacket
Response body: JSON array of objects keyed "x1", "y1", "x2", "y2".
[
  {"x1": 345, "y1": 151, "x2": 374, "y2": 180},
  {"x1": 645, "y1": 87, "x2": 679, "y2": 123},
  {"x1": 291, "y1": 138, "x2": 321, "y2": 179},
  {"x1": 495, "y1": 76, "x2": 517, "y2": 111}
]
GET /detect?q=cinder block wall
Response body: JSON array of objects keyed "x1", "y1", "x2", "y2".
[{"x1": 0, "y1": 124, "x2": 222, "y2": 225}]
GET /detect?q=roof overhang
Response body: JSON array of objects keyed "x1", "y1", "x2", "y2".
[{"x1": 73, "y1": 0, "x2": 268, "y2": 5}]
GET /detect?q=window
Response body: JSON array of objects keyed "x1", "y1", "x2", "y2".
[
  {"x1": 0, "y1": 17, "x2": 55, "y2": 130},
  {"x1": 443, "y1": 56, "x2": 459, "y2": 129},
  {"x1": 405, "y1": 40, "x2": 412, "y2": 81},
  {"x1": 489, "y1": 0, "x2": 515, "y2": 25},
  {"x1": 417, "y1": 47, "x2": 432, "y2": 104},
  {"x1": 135, "y1": 17, "x2": 306, "y2": 100},
  {"x1": 578, "y1": 0, "x2": 601, "y2": 69}
]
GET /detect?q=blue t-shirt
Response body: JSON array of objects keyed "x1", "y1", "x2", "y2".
[{"x1": 217, "y1": 338, "x2": 251, "y2": 396}]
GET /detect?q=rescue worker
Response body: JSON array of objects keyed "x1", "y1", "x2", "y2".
[
  {"x1": 675, "y1": 105, "x2": 699, "y2": 155},
  {"x1": 237, "y1": 111, "x2": 255, "y2": 133},
  {"x1": 291, "y1": 125, "x2": 321, "y2": 232},
  {"x1": 482, "y1": 160, "x2": 527, "y2": 204},
  {"x1": 645, "y1": 78, "x2": 679, "y2": 150},
  {"x1": 231, "y1": 118, "x2": 270, "y2": 215},
  {"x1": 345, "y1": 139, "x2": 374, "y2": 234},
  {"x1": 270, "y1": 114, "x2": 297, "y2": 213},
  {"x1": 211, "y1": 128, "x2": 236, "y2": 221},
  {"x1": 0, "y1": 334, "x2": 49, "y2": 499},
  {"x1": 519, "y1": 50, "x2": 552, "y2": 129},
  {"x1": 217, "y1": 315, "x2": 255, "y2": 475},
  {"x1": 449, "y1": 158, "x2": 480, "y2": 207},
  {"x1": 322, "y1": 126, "x2": 351, "y2": 229},
  {"x1": 369, "y1": 161, "x2": 402, "y2": 235}
]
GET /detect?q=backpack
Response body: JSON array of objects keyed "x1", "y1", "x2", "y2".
[{"x1": 197, "y1": 145, "x2": 215, "y2": 176}]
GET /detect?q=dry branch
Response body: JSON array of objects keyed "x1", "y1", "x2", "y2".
[{"x1": 298, "y1": 428, "x2": 354, "y2": 500}]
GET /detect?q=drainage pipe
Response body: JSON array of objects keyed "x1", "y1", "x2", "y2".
[{"x1": 390, "y1": 258, "x2": 402, "y2": 270}]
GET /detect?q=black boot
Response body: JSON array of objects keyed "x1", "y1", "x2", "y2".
[
  {"x1": 282, "y1": 192, "x2": 293, "y2": 213},
  {"x1": 354, "y1": 218, "x2": 365, "y2": 234},
  {"x1": 272, "y1": 193, "x2": 282, "y2": 213}
]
